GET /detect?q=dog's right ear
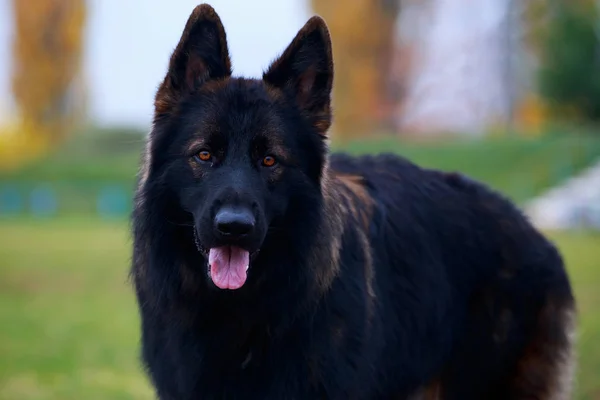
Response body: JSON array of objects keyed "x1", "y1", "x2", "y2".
[{"x1": 154, "y1": 4, "x2": 231, "y2": 119}]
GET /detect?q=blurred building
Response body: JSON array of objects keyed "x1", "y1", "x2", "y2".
[{"x1": 392, "y1": 0, "x2": 528, "y2": 136}]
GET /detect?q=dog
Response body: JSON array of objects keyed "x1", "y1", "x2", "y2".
[{"x1": 131, "y1": 4, "x2": 576, "y2": 399}]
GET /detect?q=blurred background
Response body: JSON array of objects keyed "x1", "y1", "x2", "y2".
[{"x1": 0, "y1": 0, "x2": 599, "y2": 398}]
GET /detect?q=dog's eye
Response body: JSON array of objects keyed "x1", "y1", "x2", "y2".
[
  {"x1": 195, "y1": 150, "x2": 212, "y2": 163},
  {"x1": 261, "y1": 155, "x2": 277, "y2": 167}
]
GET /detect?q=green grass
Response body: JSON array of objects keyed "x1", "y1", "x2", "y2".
[
  {"x1": 0, "y1": 128, "x2": 145, "y2": 183},
  {"x1": 0, "y1": 219, "x2": 599, "y2": 399},
  {"x1": 0, "y1": 219, "x2": 152, "y2": 400}
]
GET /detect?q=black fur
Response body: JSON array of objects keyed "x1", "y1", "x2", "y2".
[{"x1": 132, "y1": 4, "x2": 576, "y2": 399}]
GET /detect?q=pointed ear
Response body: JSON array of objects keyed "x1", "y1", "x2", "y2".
[
  {"x1": 154, "y1": 4, "x2": 231, "y2": 118},
  {"x1": 263, "y1": 16, "x2": 334, "y2": 135}
]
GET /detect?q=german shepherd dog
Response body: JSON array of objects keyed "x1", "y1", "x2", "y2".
[{"x1": 131, "y1": 4, "x2": 576, "y2": 399}]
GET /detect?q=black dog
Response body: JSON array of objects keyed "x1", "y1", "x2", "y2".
[{"x1": 131, "y1": 4, "x2": 576, "y2": 399}]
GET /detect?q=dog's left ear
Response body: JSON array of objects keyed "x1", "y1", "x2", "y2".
[{"x1": 263, "y1": 16, "x2": 334, "y2": 136}]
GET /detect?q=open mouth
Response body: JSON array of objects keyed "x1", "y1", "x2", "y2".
[
  {"x1": 193, "y1": 229, "x2": 259, "y2": 290},
  {"x1": 207, "y1": 246, "x2": 250, "y2": 290}
]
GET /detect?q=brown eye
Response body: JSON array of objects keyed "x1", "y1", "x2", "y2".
[
  {"x1": 197, "y1": 150, "x2": 212, "y2": 162},
  {"x1": 262, "y1": 155, "x2": 276, "y2": 167}
]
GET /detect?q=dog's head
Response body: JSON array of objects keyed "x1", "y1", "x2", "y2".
[{"x1": 142, "y1": 4, "x2": 334, "y2": 290}]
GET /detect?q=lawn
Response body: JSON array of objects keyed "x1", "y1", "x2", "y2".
[
  {"x1": 0, "y1": 219, "x2": 598, "y2": 399},
  {"x1": 0, "y1": 219, "x2": 152, "y2": 400}
]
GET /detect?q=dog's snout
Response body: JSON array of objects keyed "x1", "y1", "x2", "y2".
[{"x1": 214, "y1": 207, "x2": 255, "y2": 238}]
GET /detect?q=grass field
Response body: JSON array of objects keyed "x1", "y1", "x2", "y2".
[{"x1": 0, "y1": 219, "x2": 599, "y2": 399}]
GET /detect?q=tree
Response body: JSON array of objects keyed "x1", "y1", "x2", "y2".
[
  {"x1": 538, "y1": 1, "x2": 600, "y2": 121},
  {"x1": 311, "y1": 0, "x2": 399, "y2": 141},
  {"x1": 10, "y1": 0, "x2": 86, "y2": 144}
]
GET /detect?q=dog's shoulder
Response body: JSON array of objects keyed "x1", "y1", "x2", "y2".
[{"x1": 329, "y1": 151, "x2": 515, "y2": 208}]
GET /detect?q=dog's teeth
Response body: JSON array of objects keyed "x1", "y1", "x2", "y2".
[{"x1": 245, "y1": 265, "x2": 249, "y2": 272}]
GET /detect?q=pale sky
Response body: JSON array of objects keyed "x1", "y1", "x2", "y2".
[{"x1": 0, "y1": 0, "x2": 310, "y2": 129}]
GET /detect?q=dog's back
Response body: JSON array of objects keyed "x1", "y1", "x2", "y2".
[{"x1": 328, "y1": 152, "x2": 576, "y2": 398}]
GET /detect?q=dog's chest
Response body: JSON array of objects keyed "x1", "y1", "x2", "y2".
[{"x1": 187, "y1": 346, "x2": 317, "y2": 398}]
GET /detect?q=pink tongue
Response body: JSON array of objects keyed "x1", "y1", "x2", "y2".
[{"x1": 208, "y1": 246, "x2": 250, "y2": 290}]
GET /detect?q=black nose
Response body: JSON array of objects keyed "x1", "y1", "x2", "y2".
[{"x1": 214, "y1": 207, "x2": 255, "y2": 238}]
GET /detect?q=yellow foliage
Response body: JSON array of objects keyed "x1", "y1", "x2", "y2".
[
  {"x1": 11, "y1": 0, "x2": 86, "y2": 150},
  {"x1": 0, "y1": 122, "x2": 52, "y2": 171},
  {"x1": 514, "y1": 95, "x2": 548, "y2": 137},
  {"x1": 311, "y1": 0, "x2": 398, "y2": 142}
]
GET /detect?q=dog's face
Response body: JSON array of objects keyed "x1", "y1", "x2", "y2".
[{"x1": 145, "y1": 4, "x2": 333, "y2": 290}]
